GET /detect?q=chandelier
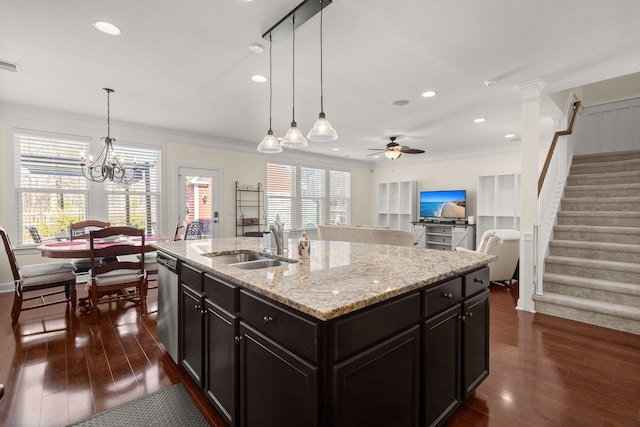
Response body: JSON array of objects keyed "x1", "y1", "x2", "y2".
[{"x1": 81, "y1": 88, "x2": 137, "y2": 184}]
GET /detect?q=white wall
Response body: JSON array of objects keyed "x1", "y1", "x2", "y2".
[{"x1": 369, "y1": 150, "x2": 526, "y2": 226}]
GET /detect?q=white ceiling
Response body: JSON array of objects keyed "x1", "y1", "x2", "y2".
[{"x1": 2, "y1": 0, "x2": 640, "y2": 163}]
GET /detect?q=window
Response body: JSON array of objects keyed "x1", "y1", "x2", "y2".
[
  {"x1": 14, "y1": 130, "x2": 162, "y2": 245},
  {"x1": 15, "y1": 132, "x2": 89, "y2": 244},
  {"x1": 105, "y1": 145, "x2": 162, "y2": 236},
  {"x1": 267, "y1": 163, "x2": 350, "y2": 230}
]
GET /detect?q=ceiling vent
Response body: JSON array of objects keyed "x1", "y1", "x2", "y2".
[{"x1": 0, "y1": 60, "x2": 21, "y2": 73}]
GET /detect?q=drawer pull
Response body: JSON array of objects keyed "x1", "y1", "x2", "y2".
[
  {"x1": 441, "y1": 292, "x2": 453, "y2": 299},
  {"x1": 473, "y1": 277, "x2": 485, "y2": 284},
  {"x1": 263, "y1": 315, "x2": 274, "y2": 324},
  {"x1": 234, "y1": 336, "x2": 243, "y2": 343}
]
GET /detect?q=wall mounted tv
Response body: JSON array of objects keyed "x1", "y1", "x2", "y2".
[{"x1": 419, "y1": 189, "x2": 466, "y2": 219}]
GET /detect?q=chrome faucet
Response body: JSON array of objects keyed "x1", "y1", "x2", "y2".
[{"x1": 269, "y1": 221, "x2": 284, "y2": 254}]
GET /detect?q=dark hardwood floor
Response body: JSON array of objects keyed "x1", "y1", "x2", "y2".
[{"x1": 0, "y1": 283, "x2": 638, "y2": 426}]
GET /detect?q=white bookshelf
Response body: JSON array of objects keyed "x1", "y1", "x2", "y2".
[
  {"x1": 476, "y1": 173, "x2": 521, "y2": 243},
  {"x1": 377, "y1": 181, "x2": 417, "y2": 232}
]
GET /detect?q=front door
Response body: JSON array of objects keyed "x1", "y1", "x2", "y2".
[{"x1": 178, "y1": 166, "x2": 220, "y2": 238}]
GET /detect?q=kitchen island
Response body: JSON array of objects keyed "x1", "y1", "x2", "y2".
[{"x1": 153, "y1": 237, "x2": 495, "y2": 427}]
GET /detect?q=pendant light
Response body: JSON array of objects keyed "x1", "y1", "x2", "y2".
[
  {"x1": 257, "y1": 34, "x2": 282, "y2": 153},
  {"x1": 307, "y1": 0, "x2": 338, "y2": 141},
  {"x1": 280, "y1": 15, "x2": 307, "y2": 148}
]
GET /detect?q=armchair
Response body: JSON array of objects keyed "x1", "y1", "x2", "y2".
[{"x1": 455, "y1": 229, "x2": 520, "y2": 285}]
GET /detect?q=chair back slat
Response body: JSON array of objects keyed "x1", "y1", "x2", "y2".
[
  {"x1": 0, "y1": 226, "x2": 21, "y2": 282},
  {"x1": 174, "y1": 220, "x2": 188, "y2": 241}
]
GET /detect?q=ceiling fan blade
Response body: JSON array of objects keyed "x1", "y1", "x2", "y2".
[
  {"x1": 399, "y1": 148, "x2": 425, "y2": 154},
  {"x1": 367, "y1": 152, "x2": 384, "y2": 157},
  {"x1": 367, "y1": 148, "x2": 385, "y2": 151}
]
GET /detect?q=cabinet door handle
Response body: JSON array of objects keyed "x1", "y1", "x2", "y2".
[
  {"x1": 194, "y1": 304, "x2": 201, "y2": 310},
  {"x1": 234, "y1": 336, "x2": 243, "y2": 343},
  {"x1": 473, "y1": 277, "x2": 485, "y2": 284},
  {"x1": 466, "y1": 311, "x2": 473, "y2": 319},
  {"x1": 263, "y1": 315, "x2": 274, "y2": 324},
  {"x1": 441, "y1": 292, "x2": 453, "y2": 299}
]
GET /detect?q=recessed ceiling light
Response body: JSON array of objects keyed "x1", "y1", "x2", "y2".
[
  {"x1": 248, "y1": 42, "x2": 264, "y2": 54},
  {"x1": 392, "y1": 100, "x2": 410, "y2": 106},
  {"x1": 93, "y1": 21, "x2": 121, "y2": 36},
  {"x1": 474, "y1": 118, "x2": 486, "y2": 123},
  {"x1": 332, "y1": 147, "x2": 340, "y2": 151},
  {"x1": 505, "y1": 134, "x2": 515, "y2": 138},
  {"x1": 483, "y1": 80, "x2": 497, "y2": 87},
  {"x1": 421, "y1": 90, "x2": 437, "y2": 98},
  {"x1": 251, "y1": 75, "x2": 267, "y2": 83}
]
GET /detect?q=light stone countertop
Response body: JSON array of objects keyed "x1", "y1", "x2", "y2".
[{"x1": 152, "y1": 237, "x2": 495, "y2": 321}]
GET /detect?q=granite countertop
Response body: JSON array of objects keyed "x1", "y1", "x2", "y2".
[{"x1": 152, "y1": 237, "x2": 495, "y2": 321}]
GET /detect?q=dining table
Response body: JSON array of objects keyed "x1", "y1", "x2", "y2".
[{"x1": 37, "y1": 236, "x2": 166, "y2": 259}]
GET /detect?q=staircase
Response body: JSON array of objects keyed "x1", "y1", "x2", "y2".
[{"x1": 534, "y1": 149, "x2": 640, "y2": 335}]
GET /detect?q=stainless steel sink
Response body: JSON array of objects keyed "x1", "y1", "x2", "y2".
[
  {"x1": 231, "y1": 259, "x2": 292, "y2": 269},
  {"x1": 204, "y1": 251, "x2": 296, "y2": 269},
  {"x1": 205, "y1": 251, "x2": 271, "y2": 264}
]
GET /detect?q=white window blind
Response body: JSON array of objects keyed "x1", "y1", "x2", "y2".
[
  {"x1": 330, "y1": 170, "x2": 351, "y2": 224},
  {"x1": 267, "y1": 163, "x2": 296, "y2": 229},
  {"x1": 105, "y1": 145, "x2": 161, "y2": 236},
  {"x1": 301, "y1": 167, "x2": 325, "y2": 228},
  {"x1": 267, "y1": 163, "x2": 351, "y2": 230},
  {"x1": 15, "y1": 132, "x2": 89, "y2": 244}
]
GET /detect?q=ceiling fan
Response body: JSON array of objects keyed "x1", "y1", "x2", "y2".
[{"x1": 367, "y1": 136, "x2": 425, "y2": 159}]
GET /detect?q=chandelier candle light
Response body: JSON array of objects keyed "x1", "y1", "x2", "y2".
[{"x1": 81, "y1": 88, "x2": 137, "y2": 184}]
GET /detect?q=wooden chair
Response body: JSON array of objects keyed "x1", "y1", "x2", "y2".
[
  {"x1": 174, "y1": 220, "x2": 189, "y2": 241},
  {"x1": 26, "y1": 225, "x2": 43, "y2": 243},
  {"x1": 69, "y1": 220, "x2": 110, "y2": 273},
  {"x1": 1, "y1": 226, "x2": 77, "y2": 324},
  {"x1": 86, "y1": 226, "x2": 146, "y2": 320}
]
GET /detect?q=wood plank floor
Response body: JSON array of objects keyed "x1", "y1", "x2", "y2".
[{"x1": 0, "y1": 284, "x2": 638, "y2": 426}]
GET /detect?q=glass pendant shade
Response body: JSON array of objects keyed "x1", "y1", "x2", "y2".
[
  {"x1": 385, "y1": 150, "x2": 401, "y2": 160},
  {"x1": 257, "y1": 130, "x2": 282, "y2": 153},
  {"x1": 281, "y1": 121, "x2": 307, "y2": 147},
  {"x1": 307, "y1": 112, "x2": 338, "y2": 141}
]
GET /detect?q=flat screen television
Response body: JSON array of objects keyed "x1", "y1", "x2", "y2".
[{"x1": 419, "y1": 189, "x2": 466, "y2": 219}]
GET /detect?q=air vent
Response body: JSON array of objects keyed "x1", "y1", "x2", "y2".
[{"x1": 0, "y1": 60, "x2": 21, "y2": 73}]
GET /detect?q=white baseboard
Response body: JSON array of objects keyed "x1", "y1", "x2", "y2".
[{"x1": 0, "y1": 282, "x2": 14, "y2": 293}]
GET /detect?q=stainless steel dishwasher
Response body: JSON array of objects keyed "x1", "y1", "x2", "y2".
[{"x1": 157, "y1": 251, "x2": 179, "y2": 363}]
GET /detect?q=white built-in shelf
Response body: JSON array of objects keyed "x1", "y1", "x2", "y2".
[
  {"x1": 476, "y1": 173, "x2": 520, "y2": 243},
  {"x1": 377, "y1": 181, "x2": 416, "y2": 232}
]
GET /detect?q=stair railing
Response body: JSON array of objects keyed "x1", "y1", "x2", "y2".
[{"x1": 534, "y1": 95, "x2": 582, "y2": 295}]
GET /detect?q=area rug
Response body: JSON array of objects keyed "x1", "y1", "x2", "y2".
[{"x1": 67, "y1": 383, "x2": 208, "y2": 426}]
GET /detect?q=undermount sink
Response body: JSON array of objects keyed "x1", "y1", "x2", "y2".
[
  {"x1": 231, "y1": 258, "x2": 293, "y2": 269},
  {"x1": 204, "y1": 251, "x2": 296, "y2": 269}
]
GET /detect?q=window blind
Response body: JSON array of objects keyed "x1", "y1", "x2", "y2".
[
  {"x1": 105, "y1": 145, "x2": 161, "y2": 236},
  {"x1": 330, "y1": 170, "x2": 351, "y2": 224},
  {"x1": 267, "y1": 163, "x2": 295, "y2": 230},
  {"x1": 301, "y1": 167, "x2": 325, "y2": 228},
  {"x1": 15, "y1": 132, "x2": 89, "y2": 244}
]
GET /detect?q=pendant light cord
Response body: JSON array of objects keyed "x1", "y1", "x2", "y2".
[
  {"x1": 320, "y1": 0, "x2": 324, "y2": 114},
  {"x1": 269, "y1": 34, "x2": 273, "y2": 132},
  {"x1": 291, "y1": 15, "x2": 296, "y2": 122}
]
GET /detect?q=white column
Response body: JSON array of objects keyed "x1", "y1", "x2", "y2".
[{"x1": 516, "y1": 79, "x2": 545, "y2": 312}]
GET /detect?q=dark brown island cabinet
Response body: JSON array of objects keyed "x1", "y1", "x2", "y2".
[{"x1": 175, "y1": 257, "x2": 489, "y2": 427}]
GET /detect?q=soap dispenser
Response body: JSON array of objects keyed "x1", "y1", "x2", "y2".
[{"x1": 298, "y1": 231, "x2": 310, "y2": 258}]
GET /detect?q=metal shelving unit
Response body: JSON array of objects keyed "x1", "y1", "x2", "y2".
[{"x1": 235, "y1": 181, "x2": 264, "y2": 237}]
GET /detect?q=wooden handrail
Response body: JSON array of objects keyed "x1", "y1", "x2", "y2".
[{"x1": 538, "y1": 100, "x2": 582, "y2": 195}]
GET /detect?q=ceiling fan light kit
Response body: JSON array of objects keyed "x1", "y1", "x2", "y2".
[{"x1": 368, "y1": 136, "x2": 425, "y2": 160}]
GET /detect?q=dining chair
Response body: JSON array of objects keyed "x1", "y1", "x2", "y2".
[
  {"x1": 186, "y1": 221, "x2": 204, "y2": 240},
  {"x1": 1, "y1": 226, "x2": 77, "y2": 324},
  {"x1": 26, "y1": 225, "x2": 43, "y2": 243},
  {"x1": 174, "y1": 220, "x2": 189, "y2": 241},
  {"x1": 86, "y1": 226, "x2": 146, "y2": 320},
  {"x1": 69, "y1": 220, "x2": 110, "y2": 273}
]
